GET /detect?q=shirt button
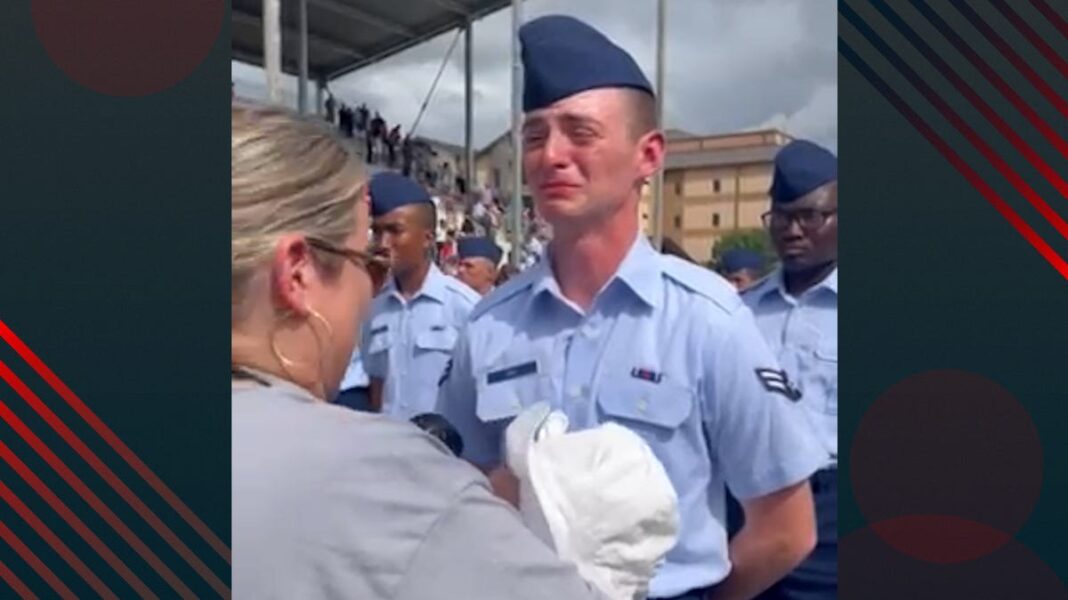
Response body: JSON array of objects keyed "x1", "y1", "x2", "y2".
[
  {"x1": 511, "y1": 400, "x2": 522, "y2": 410},
  {"x1": 637, "y1": 399, "x2": 649, "y2": 412},
  {"x1": 568, "y1": 386, "x2": 582, "y2": 398}
]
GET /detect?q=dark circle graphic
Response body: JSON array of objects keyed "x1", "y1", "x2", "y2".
[
  {"x1": 32, "y1": 0, "x2": 224, "y2": 96},
  {"x1": 851, "y1": 369, "x2": 1042, "y2": 562},
  {"x1": 841, "y1": 526, "x2": 1068, "y2": 599},
  {"x1": 869, "y1": 515, "x2": 1010, "y2": 564}
]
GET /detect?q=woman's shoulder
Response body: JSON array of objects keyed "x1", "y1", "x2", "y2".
[{"x1": 234, "y1": 385, "x2": 484, "y2": 501}]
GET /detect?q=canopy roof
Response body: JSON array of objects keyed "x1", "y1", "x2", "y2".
[{"x1": 232, "y1": 0, "x2": 511, "y2": 81}]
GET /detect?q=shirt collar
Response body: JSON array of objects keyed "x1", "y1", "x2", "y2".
[
  {"x1": 385, "y1": 263, "x2": 448, "y2": 305},
  {"x1": 530, "y1": 233, "x2": 662, "y2": 310},
  {"x1": 755, "y1": 265, "x2": 838, "y2": 301}
]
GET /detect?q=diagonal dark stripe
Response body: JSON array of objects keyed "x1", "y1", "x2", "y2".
[
  {"x1": 839, "y1": 39, "x2": 1068, "y2": 279},
  {"x1": 841, "y1": 1, "x2": 1068, "y2": 241},
  {"x1": 0, "y1": 357, "x2": 229, "y2": 596},
  {"x1": 870, "y1": 0, "x2": 1068, "y2": 197},
  {"x1": 0, "y1": 519, "x2": 77, "y2": 600},
  {"x1": 867, "y1": 0, "x2": 1068, "y2": 199},
  {"x1": 988, "y1": 0, "x2": 1068, "y2": 78},
  {"x1": 0, "y1": 480, "x2": 118, "y2": 599},
  {"x1": 0, "y1": 320, "x2": 230, "y2": 564},
  {"x1": 1028, "y1": 0, "x2": 1068, "y2": 40},
  {"x1": 0, "y1": 397, "x2": 186, "y2": 598},
  {"x1": 0, "y1": 556, "x2": 38, "y2": 600},
  {"x1": 908, "y1": 0, "x2": 1068, "y2": 159},
  {"x1": 0, "y1": 438, "x2": 157, "y2": 599},
  {"x1": 950, "y1": 0, "x2": 1068, "y2": 120}
]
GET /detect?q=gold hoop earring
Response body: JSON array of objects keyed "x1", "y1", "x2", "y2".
[{"x1": 269, "y1": 308, "x2": 334, "y2": 401}]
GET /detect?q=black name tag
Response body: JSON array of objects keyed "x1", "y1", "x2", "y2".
[
  {"x1": 487, "y1": 361, "x2": 538, "y2": 385},
  {"x1": 370, "y1": 325, "x2": 388, "y2": 336}
]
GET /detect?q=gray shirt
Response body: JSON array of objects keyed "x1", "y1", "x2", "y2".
[{"x1": 233, "y1": 373, "x2": 608, "y2": 600}]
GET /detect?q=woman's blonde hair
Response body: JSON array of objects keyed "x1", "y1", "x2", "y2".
[{"x1": 232, "y1": 101, "x2": 366, "y2": 321}]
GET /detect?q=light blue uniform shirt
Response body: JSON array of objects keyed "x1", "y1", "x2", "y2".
[
  {"x1": 437, "y1": 236, "x2": 823, "y2": 598},
  {"x1": 743, "y1": 268, "x2": 837, "y2": 469},
  {"x1": 339, "y1": 347, "x2": 370, "y2": 391},
  {"x1": 363, "y1": 263, "x2": 479, "y2": 420}
]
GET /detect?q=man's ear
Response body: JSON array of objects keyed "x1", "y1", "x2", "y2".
[
  {"x1": 270, "y1": 234, "x2": 315, "y2": 316},
  {"x1": 638, "y1": 130, "x2": 666, "y2": 182}
]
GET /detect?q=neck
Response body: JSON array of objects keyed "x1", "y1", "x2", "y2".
[
  {"x1": 549, "y1": 206, "x2": 639, "y2": 311},
  {"x1": 784, "y1": 261, "x2": 836, "y2": 296},
  {"x1": 231, "y1": 335, "x2": 327, "y2": 401},
  {"x1": 395, "y1": 260, "x2": 431, "y2": 298}
]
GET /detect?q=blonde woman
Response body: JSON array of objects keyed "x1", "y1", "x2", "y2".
[{"x1": 230, "y1": 102, "x2": 609, "y2": 600}]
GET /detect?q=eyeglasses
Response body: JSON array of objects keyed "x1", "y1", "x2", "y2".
[
  {"x1": 306, "y1": 237, "x2": 389, "y2": 279},
  {"x1": 760, "y1": 209, "x2": 837, "y2": 231}
]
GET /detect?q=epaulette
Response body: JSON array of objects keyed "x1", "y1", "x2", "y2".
[
  {"x1": 661, "y1": 256, "x2": 743, "y2": 314},
  {"x1": 468, "y1": 266, "x2": 538, "y2": 321}
]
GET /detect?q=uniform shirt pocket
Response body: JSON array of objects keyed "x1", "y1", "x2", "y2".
[
  {"x1": 596, "y1": 376, "x2": 695, "y2": 444},
  {"x1": 814, "y1": 346, "x2": 837, "y2": 416},
  {"x1": 414, "y1": 327, "x2": 458, "y2": 353},
  {"x1": 475, "y1": 358, "x2": 552, "y2": 423}
]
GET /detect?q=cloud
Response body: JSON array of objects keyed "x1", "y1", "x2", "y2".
[{"x1": 232, "y1": 0, "x2": 836, "y2": 151}]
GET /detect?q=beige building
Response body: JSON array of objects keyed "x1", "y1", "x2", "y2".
[
  {"x1": 474, "y1": 131, "x2": 527, "y2": 200},
  {"x1": 641, "y1": 129, "x2": 792, "y2": 262},
  {"x1": 431, "y1": 126, "x2": 791, "y2": 264}
]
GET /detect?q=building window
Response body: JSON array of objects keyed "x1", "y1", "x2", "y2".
[
  {"x1": 712, "y1": 213, "x2": 721, "y2": 227},
  {"x1": 675, "y1": 180, "x2": 683, "y2": 195},
  {"x1": 713, "y1": 179, "x2": 721, "y2": 193},
  {"x1": 493, "y1": 168, "x2": 501, "y2": 188},
  {"x1": 674, "y1": 215, "x2": 682, "y2": 229}
]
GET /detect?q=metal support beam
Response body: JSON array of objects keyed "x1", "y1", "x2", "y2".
[
  {"x1": 651, "y1": 0, "x2": 666, "y2": 250},
  {"x1": 298, "y1": 0, "x2": 309, "y2": 113},
  {"x1": 310, "y1": 0, "x2": 416, "y2": 37},
  {"x1": 430, "y1": 0, "x2": 471, "y2": 16},
  {"x1": 316, "y1": 79, "x2": 326, "y2": 117},
  {"x1": 509, "y1": 0, "x2": 523, "y2": 268},
  {"x1": 464, "y1": 19, "x2": 474, "y2": 201},
  {"x1": 263, "y1": 0, "x2": 282, "y2": 105},
  {"x1": 234, "y1": 11, "x2": 364, "y2": 59}
]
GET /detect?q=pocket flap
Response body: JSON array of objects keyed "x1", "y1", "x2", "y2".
[
  {"x1": 415, "y1": 327, "x2": 457, "y2": 351},
  {"x1": 597, "y1": 375, "x2": 694, "y2": 430}
]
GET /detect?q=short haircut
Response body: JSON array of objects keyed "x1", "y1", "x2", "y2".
[
  {"x1": 411, "y1": 201, "x2": 437, "y2": 232},
  {"x1": 624, "y1": 89, "x2": 657, "y2": 139}
]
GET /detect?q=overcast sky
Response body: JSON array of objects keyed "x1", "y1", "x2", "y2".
[{"x1": 232, "y1": 0, "x2": 836, "y2": 152}]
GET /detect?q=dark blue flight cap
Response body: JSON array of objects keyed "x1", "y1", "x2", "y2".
[
  {"x1": 769, "y1": 140, "x2": 837, "y2": 204},
  {"x1": 369, "y1": 172, "x2": 432, "y2": 217},
  {"x1": 457, "y1": 236, "x2": 503, "y2": 265},
  {"x1": 520, "y1": 15, "x2": 654, "y2": 112},
  {"x1": 720, "y1": 249, "x2": 765, "y2": 274}
]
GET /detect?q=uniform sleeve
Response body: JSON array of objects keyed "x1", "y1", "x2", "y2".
[
  {"x1": 435, "y1": 327, "x2": 504, "y2": 468},
  {"x1": 394, "y1": 482, "x2": 612, "y2": 600},
  {"x1": 703, "y1": 306, "x2": 823, "y2": 500}
]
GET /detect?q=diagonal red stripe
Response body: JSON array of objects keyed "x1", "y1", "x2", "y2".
[
  {"x1": 0, "y1": 555, "x2": 42, "y2": 600},
  {"x1": 840, "y1": 39, "x2": 1068, "y2": 279},
  {"x1": 842, "y1": 2, "x2": 1068, "y2": 241},
  {"x1": 0, "y1": 440, "x2": 157, "y2": 599},
  {"x1": 0, "y1": 480, "x2": 118, "y2": 599},
  {"x1": 951, "y1": 0, "x2": 1068, "y2": 120},
  {"x1": 0, "y1": 399, "x2": 191, "y2": 598},
  {"x1": 874, "y1": 0, "x2": 1068, "y2": 198},
  {"x1": 0, "y1": 519, "x2": 77, "y2": 600},
  {"x1": 988, "y1": 0, "x2": 1068, "y2": 78},
  {"x1": 908, "y1": 0, "x2": 1068, "y2": 160},
  {"x1": 1028, "y1": 0, "x2": 1068, "y2": 39},
  {"x1": 0, "y1": 361, "x2": 229, "y2": 597},
  {"x1": 0, "y1": 320, "x2": 229, "y2": 564}
]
